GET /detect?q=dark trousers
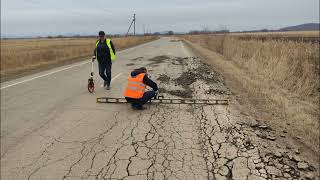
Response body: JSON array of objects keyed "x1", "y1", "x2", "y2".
[
  {"x1": 98, "y1": 63, "x2": 112, "y2": 86},
  {"x1": 126, "y1": 91, "x2": 156, "y2": 107}
]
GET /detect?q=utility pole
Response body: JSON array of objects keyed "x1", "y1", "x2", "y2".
[
  {"x1": 143, "y1": 24, "x2": 146, "y2": 35},
  {"x1": 133, "y1": 14, "x2": 136, "y2": 36},
  {"x1": 126, "y1": 13, "x2": 136, "y2": 36}
]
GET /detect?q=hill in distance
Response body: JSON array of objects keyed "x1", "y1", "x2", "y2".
[{"x1": 279, "y1": 23, "x2": 320, "y2": 31}]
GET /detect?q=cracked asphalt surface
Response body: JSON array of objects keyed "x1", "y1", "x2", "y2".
[{"x1": 1, "y1": 37, "x2": 318, "y2": 180}]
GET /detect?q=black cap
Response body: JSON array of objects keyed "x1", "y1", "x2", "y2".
[{"x1": 98, "y1": 31, "x2": 105, "y2": 36}]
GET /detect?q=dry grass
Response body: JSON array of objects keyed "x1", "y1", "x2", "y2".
[
  {"x1": 183, "y1": 32, "x2": 320, "y2": 153},
  {"x1": 230, "y1": 31, "x2": 320, "y2": 37},
  {"x1": 184, "y1": 33, "x2": 319, "y2": 98},
  {"x1": 223, "y1": 36, "x2": 319, "y2": 99},
  {"x1": 1, "y1": 36, "x2": 158, "y2": 80}
]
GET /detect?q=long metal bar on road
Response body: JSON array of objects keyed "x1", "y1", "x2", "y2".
[{"x1": 96, "y1": 97, "x2": 229, "y2": 105}]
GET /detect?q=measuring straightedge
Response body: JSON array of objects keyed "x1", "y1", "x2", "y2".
[{"x1": 97, "y1": 96, "x2": 229, "y2": 105}]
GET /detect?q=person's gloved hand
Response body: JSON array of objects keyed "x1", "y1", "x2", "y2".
[
  {"x1": 153, "y1": 90, "x2": 159, "y2": 99},
  {"x1": 91, "y1": 56, "x2": 96, "y2": 62}
]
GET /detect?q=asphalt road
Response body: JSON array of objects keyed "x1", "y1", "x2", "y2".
[{"x1": 1, "y1": 37, "x2": 318, "y2": 180}]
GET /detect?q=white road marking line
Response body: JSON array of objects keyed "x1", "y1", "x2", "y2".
[
  {"x1": 1, "y1": 61, "x2": 89, "y2": 90},
  {"x1": 100, "y1": 73, "x2": 123, "y2": 87},
  {"x1": 112, "y1": 73, "x2": 122, "y2": 81}
]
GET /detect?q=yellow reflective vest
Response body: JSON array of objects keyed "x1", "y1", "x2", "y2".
[{"x1": 95, "y1": 38, "x2": 116, "y2": 61}]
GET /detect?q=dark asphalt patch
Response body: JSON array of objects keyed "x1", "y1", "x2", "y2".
[
  {"x1": 157, "y1": 74, "x2": 170, "y2": 83},
  {"x1": 147, "y1": 56, "x2": 170, "y2": 65},
  {"x1": 131, "y1": 57, "x2": 144, "y2": 61}
]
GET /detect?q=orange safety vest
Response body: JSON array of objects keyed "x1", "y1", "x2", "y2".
[{"x1": 124, "y1": 73, "x2": 146, "y2": 99}]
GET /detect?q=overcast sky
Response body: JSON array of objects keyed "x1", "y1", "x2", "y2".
[{"x1": 1, "y1": 0, "x2": 319, "y2": 37}]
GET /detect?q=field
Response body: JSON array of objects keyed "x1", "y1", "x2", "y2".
[
  {"x1": 230, "y1": 30, "x2": 319, "y2": 37},
  {"x1": 183, "y1": 31, "x2": 320, "y2": 153},
  {"x1": 0, "y1": 36, "x2": 158, "y2": 81},
  {"x1": 231, "y1": 31, "x2": 320, "y2": 43}
]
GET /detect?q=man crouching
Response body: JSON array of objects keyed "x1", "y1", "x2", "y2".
[{"x1": 124, "y1": 67, "x2": 158, "y2": 110}]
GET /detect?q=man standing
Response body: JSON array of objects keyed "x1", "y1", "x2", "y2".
[
  {"x1": 92, "y1": 31, "x2": 116, "y2": 90},
  {"x1": 124, "y1": 67, "x2": 158, "y2": 110}
]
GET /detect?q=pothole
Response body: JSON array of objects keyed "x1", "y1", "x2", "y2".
[
  {"x1": 157, "y1": 74, "x2": 170, "y2": 84},
  {"x1": 147, "y1": 55, "x2": 170, "y2": 65},
  {"x1": 126, "y1": 63, "x2": 135, "y2": 66}
]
